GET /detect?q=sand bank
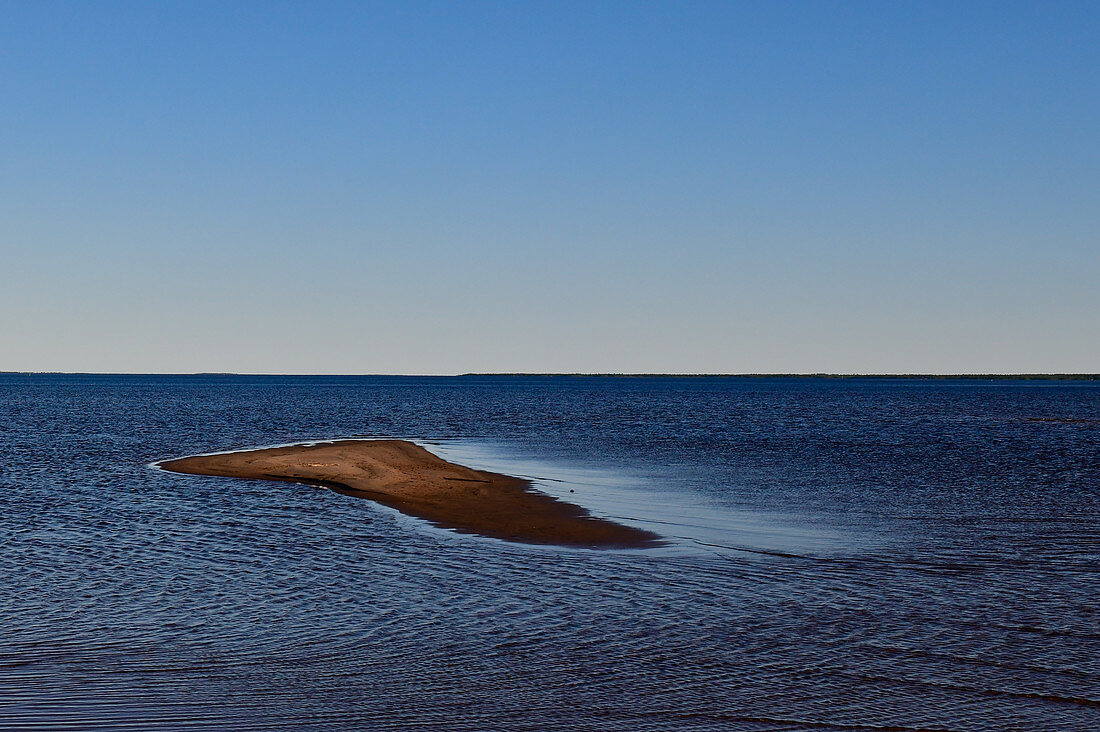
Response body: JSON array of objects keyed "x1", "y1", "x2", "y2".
[{"x1": 158, "y1": 439, "x2": 660, "y2": 548}]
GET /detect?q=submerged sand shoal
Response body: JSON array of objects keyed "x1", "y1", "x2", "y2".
[{"x1": 158, "y1": 439, "x2": 661, "y2": 548}]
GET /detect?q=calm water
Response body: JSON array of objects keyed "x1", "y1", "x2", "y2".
[{"x1": 1, "y1": 375, "x2": 1098, "y2": 731}]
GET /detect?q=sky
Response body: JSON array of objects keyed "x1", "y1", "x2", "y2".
[{"x1": 2, "y1": 1, "x2": 1097, "y2": 374}]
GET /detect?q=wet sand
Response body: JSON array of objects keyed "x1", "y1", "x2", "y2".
[{"x1": 158, "y1": 440, "x2": 661, "y2": 548}]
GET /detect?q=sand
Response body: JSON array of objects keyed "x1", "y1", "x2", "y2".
[{"x1": 157, "y1": 439, "x2": 660, "y2": 548}]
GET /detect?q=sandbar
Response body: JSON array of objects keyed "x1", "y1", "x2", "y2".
[{"x1": 158, "y1": 439, "x2": 661, "y2": 548}]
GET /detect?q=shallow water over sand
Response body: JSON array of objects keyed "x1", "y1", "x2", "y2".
[{"x1": 2, "y1": 375, "x2": 1098, "y2": 730}]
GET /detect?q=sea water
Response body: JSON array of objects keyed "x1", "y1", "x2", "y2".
[{"x1": 1, "y1": 375, "x2": 1097, "y2": 730}]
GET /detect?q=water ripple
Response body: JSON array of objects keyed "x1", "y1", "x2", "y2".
[{"x1": 1, "y1": 375, "x2": 1098, "y2": 730}]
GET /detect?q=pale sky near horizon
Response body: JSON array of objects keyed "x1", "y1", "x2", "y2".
[{"x1": 2, "y1": 1, "x2": 1097, "y2": 374}]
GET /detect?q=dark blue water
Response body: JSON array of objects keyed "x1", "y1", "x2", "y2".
[{"x1": 2, "y1": 375, "x2": 1098, "y2": 731}]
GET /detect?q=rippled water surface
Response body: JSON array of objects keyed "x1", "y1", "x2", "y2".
[{"x1": 2, "y1": 375, "x2": 1098, "y2": 730}]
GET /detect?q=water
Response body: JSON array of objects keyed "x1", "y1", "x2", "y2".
[{"x1": 1, "y1": 374, "x2": 1097, "y2": 731}]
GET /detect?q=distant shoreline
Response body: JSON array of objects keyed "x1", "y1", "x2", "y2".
[{"x1": 462, "y1": 373, "x2": 1100, "y2": 381}]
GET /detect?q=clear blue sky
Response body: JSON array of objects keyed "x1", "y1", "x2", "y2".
[{"x1": 2, "y1": 1, "x2": 1097, "y2": 373}]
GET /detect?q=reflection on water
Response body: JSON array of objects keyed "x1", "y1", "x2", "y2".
[
  {"x1": 424, "y1": 439, "x2": 849, "y2": 558},
  {"x1": 1, "y1": 374, "x2": 1098, "y2": 731}
]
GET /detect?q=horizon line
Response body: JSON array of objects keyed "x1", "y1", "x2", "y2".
[{"x1": 2, "y1": 371, "x2": 1098, "y2": 381}]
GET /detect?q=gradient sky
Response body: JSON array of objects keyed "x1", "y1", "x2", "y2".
[{"x1": 2, "y1": 1, "x2": 1097, "y2": 374}]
